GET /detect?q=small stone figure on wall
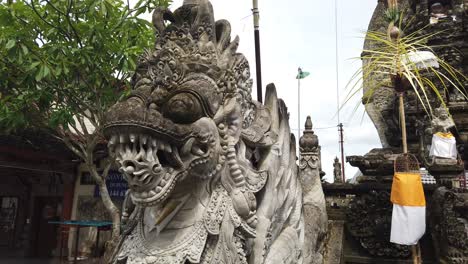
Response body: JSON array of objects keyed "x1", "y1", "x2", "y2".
[{"x1": 333, "y1": 157, "x2": 342, "y2": 183}]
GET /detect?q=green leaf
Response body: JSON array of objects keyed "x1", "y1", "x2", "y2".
[
  {"x1": 101, "y1": 0, "x2": 107, "y2": 16},
  {"x1": 6, "y1": 39, "x2": 15, "y2": 49},
  {"x1": 20, "y1": 44, "x2": 28, "y2": 55},
  {"x1": 28, "y1": 61, "x2": 41, "y2": 71},
  {"x1": 35, "y1": 65, "x2": 44, "y2": 81},
  {"x1": 43, "y1": 65, "x2": 50, "y2": 78}
]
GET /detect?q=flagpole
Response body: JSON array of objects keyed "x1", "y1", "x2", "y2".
[
  {"x1": 296, "y1": 68, "x2": 310, "y2": 156},
  {"x1": 298, "y1": 68, "x2": 301, "y2": 157},
  {"x1": 252, "y1": 0, "x2": 263, "y2": 103}
]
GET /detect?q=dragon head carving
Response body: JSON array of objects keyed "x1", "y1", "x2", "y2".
[{"x1": 105, "y1": 0, "x2": 255, "y2": 208}]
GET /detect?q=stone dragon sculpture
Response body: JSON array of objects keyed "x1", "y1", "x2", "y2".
[{"x1": 103, "y1": 0, "x2": 318, "y2": 263}]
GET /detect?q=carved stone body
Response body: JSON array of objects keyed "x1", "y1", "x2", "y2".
[{"x1": 103, "y1": 1, "x2": 325, "y2": 263}]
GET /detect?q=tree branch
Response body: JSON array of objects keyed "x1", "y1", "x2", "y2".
[
  {"x1": 43, "y1": 0, "x2": 83, "y2": 48},
  {"x1": 28, "y1": 0, "x2": 73, "y2": 42}
]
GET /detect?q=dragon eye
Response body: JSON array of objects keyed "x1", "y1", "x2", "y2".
[{"x1": 162, "y1": 93, "x2": 204, "y2": 124}]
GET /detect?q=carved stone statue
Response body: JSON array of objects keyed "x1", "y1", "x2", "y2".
[
  {"x1": 431, "y1": 106, "x2": 456, "y2": 134},
  {"x1": 103, "y1": 1, "x2": 320, "y2": 263},
  {"x1": 298, "y1": 116, "x2": 327, "y2": 264},
  {"x1": 333, "y1": 157, "x2": 342, "y2": 183}
]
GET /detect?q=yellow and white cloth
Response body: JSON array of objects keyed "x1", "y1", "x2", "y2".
[
  {"x1": 429, "y1": 132, "x2": 457, "y2": 159},
  {"x1": 390, "y1": 172, "x2": 426, "y2": 245}
]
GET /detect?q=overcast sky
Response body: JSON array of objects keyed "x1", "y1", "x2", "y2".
[{"x1": 159, "y1": 0, "x2": 382, "y2": 182}]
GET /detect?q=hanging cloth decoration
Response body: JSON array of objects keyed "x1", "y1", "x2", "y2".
[
  {"x1": 429, "y1": 132, "x2": 457, "y2": 159},
  {"x1": 390, "y1": 154, "x2": 426, "y2": 246}
]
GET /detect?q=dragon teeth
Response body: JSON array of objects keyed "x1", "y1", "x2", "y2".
[
  {"x1": 155, "y1": 186, "x2": 163, "y2": 193},
  {"x1": 165, "y1": 144, "x2": 172, "y2": 153},
  {"x1": 108, "y1": 135, "x2": 117, "y2": 146},
  {"x1": 141, "y1": 135, "x2": 148, "y2": 145},
  {"x1": 159, "y1": 141, "x2": 167, "y2": 151},
  {"x1": 129, "y1": 133, "x2": 136, "y2": 143},
  {"x1": 152, "y1": 139, "x2": 158, "y2": 148}
]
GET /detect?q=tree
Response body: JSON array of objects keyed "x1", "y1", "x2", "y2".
[{"x1": 0, "y1": 0, "x2": 171, "y2": 250}]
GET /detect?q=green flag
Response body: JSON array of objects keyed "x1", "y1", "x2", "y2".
[{"x1": 296, "y1": 69, "x2": 310, "y2": 79}]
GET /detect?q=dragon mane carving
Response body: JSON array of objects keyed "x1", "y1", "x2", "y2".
[{"x1": 103, "y1": 1, "x2": 306, "y2": 263}]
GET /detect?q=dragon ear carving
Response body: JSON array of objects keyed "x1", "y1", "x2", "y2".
[
  {"x1": 190, "y1": 0, "x2": 216, "y2": 40},
  {"x1": 215, "y1": 20, "x2": 231, "y2": 51},
  {"x1": 152, "y1": 7, "x2": 175, "y2": 36}
]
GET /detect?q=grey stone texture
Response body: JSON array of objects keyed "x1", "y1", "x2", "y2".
[{"x1": 103, "y1": 1, "x2": 327, "y2": 263}]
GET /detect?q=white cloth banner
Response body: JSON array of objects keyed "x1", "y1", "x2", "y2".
[
  {"x1": 390, "y1": 204, "x2": 426, "y2": 245},
  {"x1": 429, "y1": 133, "x2": 457, "y2": 159}
]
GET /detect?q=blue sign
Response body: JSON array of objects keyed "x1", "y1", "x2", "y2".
[{"x1": 94, "y1": 171, "x2": 128, "y2": 199}]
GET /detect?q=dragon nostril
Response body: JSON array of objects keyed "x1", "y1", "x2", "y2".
[
  {"x1": 122, "y1": 160, "x2": 137, "y2": 175},
  {"x1": 152, "y1": 164, "x2": 162, "y2": 174},
  {"x1": 125, "y1": 166, "x2": 135, "y2": 174},
  {"x1": 143, "y1": 175, "x2": 154, "y2": 185}
]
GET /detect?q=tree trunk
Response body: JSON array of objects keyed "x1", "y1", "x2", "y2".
[
  {"x1": 96, "y1": 176, "x2": 121, "y2": 239},
  {"x1": 88, "y1": 165, "x2": 121, "y2": 263}
]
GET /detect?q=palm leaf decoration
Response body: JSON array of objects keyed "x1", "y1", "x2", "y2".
[{"x1": 344, "y1": 13, "x2": 467, "y2": 118}]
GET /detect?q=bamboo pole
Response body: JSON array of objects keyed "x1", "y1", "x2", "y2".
[
  {"x1": 391, "y1": 2, "x2": 421, "y2": 263},
  {"x1": 399, "y1": 94, "x2": 421, "y2": 264},
  {"x1": 399, "y1": 93, "x2": 408, "y2": 154}
]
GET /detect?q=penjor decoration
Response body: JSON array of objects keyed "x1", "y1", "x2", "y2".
[{"x1": 103, "y1": 1, "x2": 325, "y2": 263}]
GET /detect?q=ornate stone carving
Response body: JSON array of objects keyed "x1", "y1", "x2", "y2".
[
  {"x1": 430, "y1": 187, "x2": 468, "y2": 263},
  {"x1": 342, "y1": 1, "x2": 468, "y2": 262},
  {"x1": 347, "y1": 148, "x2": 399, "y2": 178},
  {"x1": 299, "y1": 116, "x2": 318, "y2": 154},
  {"x1": 299, "y1": 116, "x2": 328, "y2": 264},
  {"x1": 346, "y1": 191, "x2": 411, "y2": 258},
  {"x1": 363, "y1": 0, "x2": 468, "y2": 148},
  {"x1": 103, "y1": 1, "x2": 320, "y2": 263}
]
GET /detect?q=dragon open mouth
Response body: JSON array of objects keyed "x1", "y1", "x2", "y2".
[
  {"x1": 108, "y1": 131, "x2": 187, "y2": 206},
  {"x1": 107, "y1": 128, "x2": 212, "y2": 206}
]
